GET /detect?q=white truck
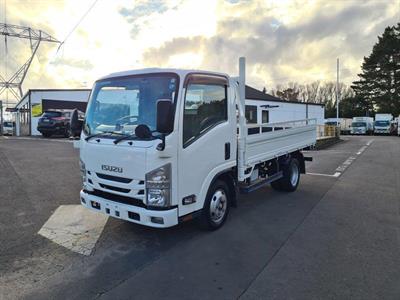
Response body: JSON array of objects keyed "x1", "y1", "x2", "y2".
[
  {"x1": 351, "y1": 117, "x2": 374, "y2": 135},
  {"x1": 74, "y1": 58, "x2": 316, "y2": 230},
  {"x1": 2, "y1": 121, "x2": 14, "y2": 135},
  {"x1": 374, "y1": 113, "x2": 393, "y2": 135},
  {"x1": 325, "y1": 118, "x2": 352, "y2": 135}
]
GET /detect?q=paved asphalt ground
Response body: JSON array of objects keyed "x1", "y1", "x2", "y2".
[{"x1": 0, "y1": 135, "x2": 399, "y2": 299}]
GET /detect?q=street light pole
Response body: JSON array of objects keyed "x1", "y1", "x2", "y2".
[{"x1": 336, "y1": 58, "x2": 340, "y2": 126}]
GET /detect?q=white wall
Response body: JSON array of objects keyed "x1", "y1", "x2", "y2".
[
  {"x1": 30, "y1": 90, "x2": 91, "y2": 135},
  {"x1": 245, "y1": 99, "x2": 325, "y2": 125}
]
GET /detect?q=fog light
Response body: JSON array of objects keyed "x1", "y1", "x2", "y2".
[
  {"x1": 151, "y1": 217, "x2": 164, "y2": 224},
  {"x1": 91, "y1": 201, "x2": 100, "y2": 210},
  {"x1": 81, "y1": 197, "x2": 86, "y2": 204}
]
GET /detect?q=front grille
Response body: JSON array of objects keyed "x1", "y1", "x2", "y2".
[
  {"x1": 96, "y1": 173, "x2": 133, "y2": 183},
  {"x1": 99, "y1": 183, "x2": 130, "y2": 193},
  {"x1": 88, "y1": 189, "x2": 146, "y2": 208}
]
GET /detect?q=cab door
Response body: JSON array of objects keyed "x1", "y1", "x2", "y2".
[{"x1": 177, "y1": 74, "x2": 236, "y2": 216}]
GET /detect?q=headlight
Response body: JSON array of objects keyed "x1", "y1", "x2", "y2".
[
  {"x1": 145, "y1": 163, "x2": 171, "y2": 207},
  {"x1": 79, "y1": 159, "x2": 86, "y2": 182}
]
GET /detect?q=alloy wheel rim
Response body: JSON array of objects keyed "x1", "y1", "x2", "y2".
[
  {"x1": 209, "y1": 189, "x2": 227, "y2": 224},
  {"x1": 290, "y1": 163, "x2": 299, "y2": 186}
]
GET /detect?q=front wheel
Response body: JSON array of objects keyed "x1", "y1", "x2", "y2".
[{"x1": 197, "y1": 180, "x2": 230, "y2": 230}]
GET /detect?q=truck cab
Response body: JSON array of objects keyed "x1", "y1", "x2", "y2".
[
  {"x1": 3, "y1": 121, "x2": 14, "y2": 135},
  {"x1": 374, "y1": 114, "x2": 393, "y2": 135},
  {"x1": 76, "y1": 58, "x2": 316, "y2": 230},
  {"x1": 351, "y1": 117, "x2": 373, "y2": 135}
]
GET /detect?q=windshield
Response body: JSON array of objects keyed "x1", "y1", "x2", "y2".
[
  {"x1": 42, "y1": 111, "x2": 62, "y2": 118},
  {"x1": 326, "y1": 121, "x2": 338, "y2": 126},
  {"x1": 4, "y1": 121, "x2": 13, "y2": 127},
  {"x1": 84, "y1": 73, "x2": 179, "y2": 136},
  {"x1": 374, "y1": 120, "x2": 390, "y2": 127},
  {"x1": 352, "y1": 122, "x2": 366, "y2": 127}
]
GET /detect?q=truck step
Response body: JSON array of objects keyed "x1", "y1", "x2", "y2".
[{"x1": 239, "y1": 171, "x2": 283, "y2": 194}]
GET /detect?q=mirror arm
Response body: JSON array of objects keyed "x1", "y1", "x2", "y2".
[{"x1": 157, "y1": 134, "x2": 166, "y2": 151}]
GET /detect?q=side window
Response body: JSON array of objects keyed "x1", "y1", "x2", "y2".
[
  {"x1": 245, "y1": 105, "x2": 257, "y2": 124},
  {"x1": 183, "y1": 84, "x2": 227, "y2": 146},
  {"x1": 262, "y1": 110, "x2": 269, "y2": 123}
]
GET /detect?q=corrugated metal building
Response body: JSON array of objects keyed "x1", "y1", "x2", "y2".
[{"x1": 14, "y1": 89, "x2": 91, "y2": 136}]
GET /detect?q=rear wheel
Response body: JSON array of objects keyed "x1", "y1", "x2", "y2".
[
  {"x1": 64, "y1": 126, "x2": 71, "y2": 138},
  {"x1": 271, "y1": 158, "x2": 300, "y2": 192},
  {"x1": 197, "y1": 180, "x2": 230, "y2": 230},
  {"x1": 42, "y1": 132, "x2": 52, "y2": 138}
]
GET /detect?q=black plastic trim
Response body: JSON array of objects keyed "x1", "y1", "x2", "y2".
[{"x1": 96, "y1": 173, "x2": 133, "y2": 183}]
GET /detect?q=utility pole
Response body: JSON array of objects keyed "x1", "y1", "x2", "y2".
[
  {"x1": 336, "y1": 58, "x2": 340, "y2": 126},
  {"x1": 0, "y1": 100, "x2": 3, "y2": 135},
  {"x1": 0, "y1": 23, "x2": 61, "y2": 107}
]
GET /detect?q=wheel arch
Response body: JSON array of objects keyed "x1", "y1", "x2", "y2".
[
  {"x1": 207, "y1": 168, "x2": 238, "y2": 208},
  {"x1": 290, "y1": 151, "x2": 306, "y2": 174}
]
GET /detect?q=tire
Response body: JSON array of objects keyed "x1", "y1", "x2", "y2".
[
  {"x1": 42, "y1": 132, "x2": 52, "y2": 138},
  {"x1": 271, "y1": 158, "x2": 300, "y2": 192},
  {"x1": 197, "y1": 180, "x2": 230, "y2": 230},
  {"x1": 64, "y1": 126, "x2": 71, "y2": 138}
]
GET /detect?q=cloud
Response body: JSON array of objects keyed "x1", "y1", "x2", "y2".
[
  {"x1": 140, "y1": 0, "x2": 399, "y2": 89},
  {"x1": 50, "y1": 57, "x2": 94, "y2": 70},
  {"x1": 0, "y1": 0, "x2": 399, "y2": 107}
]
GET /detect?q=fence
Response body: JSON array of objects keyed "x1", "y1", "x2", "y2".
[{"x1": 317, "y1": 125, "x2": 339, "y2": 139}]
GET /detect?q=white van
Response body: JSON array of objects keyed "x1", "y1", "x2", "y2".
[{"x1": 3, "y1": 121, "x2": 14, "y2": 135}]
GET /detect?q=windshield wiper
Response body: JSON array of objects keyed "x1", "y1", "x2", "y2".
[
  {"x1": 113, "y1": 129, "x2": 158, "y2": 145},
  {"x1": 113, "y1": 133, "x2": 138, "y2": 145},
  {"x1": 85, "y1": 131, "x2": 126, "y2": 142}
]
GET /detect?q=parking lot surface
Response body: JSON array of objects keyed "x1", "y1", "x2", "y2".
[{"x1": 0, "y1": 135, "x2": 399, "y2": 299}]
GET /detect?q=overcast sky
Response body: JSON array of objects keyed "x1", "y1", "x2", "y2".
[{"x1": 0, "y1": 0, "x2": 399, "y2": 104}]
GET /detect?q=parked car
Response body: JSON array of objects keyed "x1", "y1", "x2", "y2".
[
  {"x1": 37, "y1": 110, "x2": 84, "y2": 138},
  {"x1": 3, "y1": 121, "x2": 15, "y2": 135}
]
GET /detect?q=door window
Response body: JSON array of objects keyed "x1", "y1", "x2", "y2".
[
  {"x1": 183, "y1": 84, "x2": 227, "y2": 146},
  {"x1": 262, "y1": 110, "x2": 269, "y2": 123},
  {"x1": 245, "y1": 105, "x2": 257, "y2": 123}
]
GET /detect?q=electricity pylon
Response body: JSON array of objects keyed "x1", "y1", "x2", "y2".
[{"x1": 0, "y1": 23, "x2": 61, "y2": 105}]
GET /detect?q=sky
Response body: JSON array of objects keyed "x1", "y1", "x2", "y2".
[{"x1": 0, "y1": 0, "x2": 399, "y2": 105}]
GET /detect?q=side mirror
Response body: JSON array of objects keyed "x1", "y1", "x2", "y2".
[
  {"x1": 156, "y1": 99, "x2": 173, "y2": 151},
  {"x1": 70, "y1": 109, "x2": 83, "y2": 138},
  {"x1": 156, "y1": 99, "x2": 173, "y2": 134}
]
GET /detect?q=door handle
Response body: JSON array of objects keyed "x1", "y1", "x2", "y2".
[{"x1": 225, "y1": 142, "x2": 230, "y2": 160}]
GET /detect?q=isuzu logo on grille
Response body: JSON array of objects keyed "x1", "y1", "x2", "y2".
[{"x1": 101, "y1": 165, "x2": 123, "y2": 173}]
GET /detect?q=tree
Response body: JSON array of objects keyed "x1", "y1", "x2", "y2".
[{"x1": 352, "y1": 23, "x2": 400, "y2": 116}]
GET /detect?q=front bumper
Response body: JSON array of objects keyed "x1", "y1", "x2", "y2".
[
  {"x1": 374, "y1": 129, "x2": 389, "y2": 134},
  {"x1": 3, "y1": 129, "x2": 13, "y2": 135},
  {"x1": 80, "y1": 190, "x2": 178, "y2": 228}
]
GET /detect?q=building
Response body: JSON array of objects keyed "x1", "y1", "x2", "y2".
[
  {"x1": 14, "y1": 89, "x2": 91, "y2": 136},
  {"x1": 12, "y1": 86, "x2": 324, "y2": 136},
  {"x1": 245, "y1": 86, "x2": 325, "y2": 125}
]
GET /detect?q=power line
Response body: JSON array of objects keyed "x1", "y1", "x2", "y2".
[{"x1": 57, "y1": 0, "x2": 99, "y2": 53}]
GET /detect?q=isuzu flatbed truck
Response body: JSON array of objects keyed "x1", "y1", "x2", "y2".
[{"x1": 74, "y1": 58, "x2": 316, "y2": 230}]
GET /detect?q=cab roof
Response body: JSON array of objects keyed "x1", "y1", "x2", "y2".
[{"x1": 98, "y1": 68, "x2": 230, "y2": 81}]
